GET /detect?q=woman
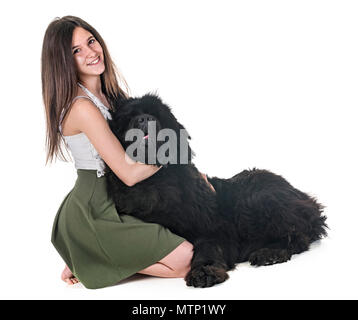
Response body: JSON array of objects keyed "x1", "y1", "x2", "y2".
[{"x1": 42, "y1": 16, "x2": 206, "y2": 289}]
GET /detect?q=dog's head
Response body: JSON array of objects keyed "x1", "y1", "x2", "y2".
[{"x1": 109, "y1": 94, "x2": 194, "y2": 166}]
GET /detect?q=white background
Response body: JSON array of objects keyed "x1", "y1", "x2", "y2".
[{"x1": 0, "y1": 0, "x2": 357, "y2": 300}]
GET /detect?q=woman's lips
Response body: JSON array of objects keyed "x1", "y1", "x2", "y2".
[{"x1": 88, "y1": 56, "x2": 100, "y2": 66}]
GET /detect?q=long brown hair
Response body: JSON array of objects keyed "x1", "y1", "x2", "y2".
[{"x1": 41, "y1": 15, "x2": 129, "y2": 165}]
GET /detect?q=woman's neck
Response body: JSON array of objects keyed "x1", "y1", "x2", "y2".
[{"x1": 79, "y1": 76, "x2": 103, "y2": 97}]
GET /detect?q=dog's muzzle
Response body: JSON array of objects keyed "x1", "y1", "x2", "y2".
[{"x1": 129, "y1": 113, "x2": 160, "y2": 139}]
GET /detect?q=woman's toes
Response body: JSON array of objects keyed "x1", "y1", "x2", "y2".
[
  {"x1": 60, "y1": 265, "x2": 80, "y2": 285},
  {"x1": 68, "y1": 277, "x2": 79, "y2": 285}
]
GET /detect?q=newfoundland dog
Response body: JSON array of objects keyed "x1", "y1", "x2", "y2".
[{"x1": 105, "y1": 94, "x2": 327, "y2": 288}]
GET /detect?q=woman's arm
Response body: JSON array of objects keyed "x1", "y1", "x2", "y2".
[{"x1": 69, "y1": 99, "x2": 161, "y2": 186}]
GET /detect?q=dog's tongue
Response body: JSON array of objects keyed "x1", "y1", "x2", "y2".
[{"x1": 143, "y1": 135, "x2": 149, "y2": 140}]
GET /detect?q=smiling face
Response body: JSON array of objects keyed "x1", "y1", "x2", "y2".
[{"x1": 72, "y1": 27, "x2": 105, "y2": 78}]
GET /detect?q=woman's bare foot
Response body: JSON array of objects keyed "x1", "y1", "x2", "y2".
[{"x1": 61, "y1": 265, "x2": 80, "y2": 285}]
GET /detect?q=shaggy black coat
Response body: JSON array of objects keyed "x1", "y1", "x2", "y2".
[{"x1": 105, "y1": 94, "x2": 328, "y2": 288}]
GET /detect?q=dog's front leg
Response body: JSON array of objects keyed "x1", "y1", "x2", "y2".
[{"x1": 185, "y1": 238, "x2": 229, "y2": 288}]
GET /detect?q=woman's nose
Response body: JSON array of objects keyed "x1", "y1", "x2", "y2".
[
  {"x1": 81, "y1": 45, "x2": 97, "y2": 57},
  {"x1": 86, "y1": 48, "x2": 97, "y2": 58}
]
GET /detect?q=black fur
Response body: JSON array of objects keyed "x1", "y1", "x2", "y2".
[{"x1": 105, "y1": 94, "x2": 328, "y2": 288}]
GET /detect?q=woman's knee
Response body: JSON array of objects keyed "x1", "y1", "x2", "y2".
[
  {"x1": 177, "y1": 241, "x2": 194, "y2": 276},
  {"x1": 160, "y1": 240, "x2": 193, "y2": 277}
]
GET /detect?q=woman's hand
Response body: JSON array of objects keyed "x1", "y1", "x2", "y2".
[{"x1": 200, "y1": 172, "x2": 216, "y2": 193}]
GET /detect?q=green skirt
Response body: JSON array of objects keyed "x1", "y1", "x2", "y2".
[{"x1": 51, "y1": 169, "x2": 185, "y2": 289}]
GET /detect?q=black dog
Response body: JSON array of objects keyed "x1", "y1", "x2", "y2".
[{"x1": 105, "y1": 94, "x2": 328, "y2": 288}]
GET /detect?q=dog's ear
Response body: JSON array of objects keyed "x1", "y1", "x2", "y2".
[
  {"x1": 178, "y1": 123, "x2": 191, "y2": 140},
  {"x1": 176, "y1": 122, "x2": 195, "y2": 162},
  {"x1": 113, "y1": 97, "x2": 135, "y2": 116}
]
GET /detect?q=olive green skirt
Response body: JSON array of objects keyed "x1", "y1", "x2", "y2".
[{"x1": 51, "y1": 169, "x2": 185, "y2": 289}]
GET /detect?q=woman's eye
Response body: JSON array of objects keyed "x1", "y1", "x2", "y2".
[{"x1": 72, "y1": 38, "x2": 95, "y2": 54}]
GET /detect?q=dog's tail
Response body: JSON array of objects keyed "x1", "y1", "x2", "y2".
[{"x1": 293, "y1": 196, "x2": 328, "y2": 242}]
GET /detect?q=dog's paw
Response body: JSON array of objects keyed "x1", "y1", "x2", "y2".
[
  {"x1": 185, "y1": 265, "x2": 229, "y2": 288},
  {"x1": 249, "y1": 248, "x2": 291, "y2": 266}
]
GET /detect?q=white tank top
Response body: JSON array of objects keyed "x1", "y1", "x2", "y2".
[{"x1": 59, "y1": 83, "x2": 113, "y2": 178}]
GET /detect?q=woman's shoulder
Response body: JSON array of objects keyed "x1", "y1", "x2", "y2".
[
  {"x1": 62, "y1": 97, "x2": 99, "y2": 136},
  {"x1": 69, "y1": 87, "x2": 95, "y2": 110},
  {"x1": 70, "y1": 97, "x2": 104, "y2": 120}
]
